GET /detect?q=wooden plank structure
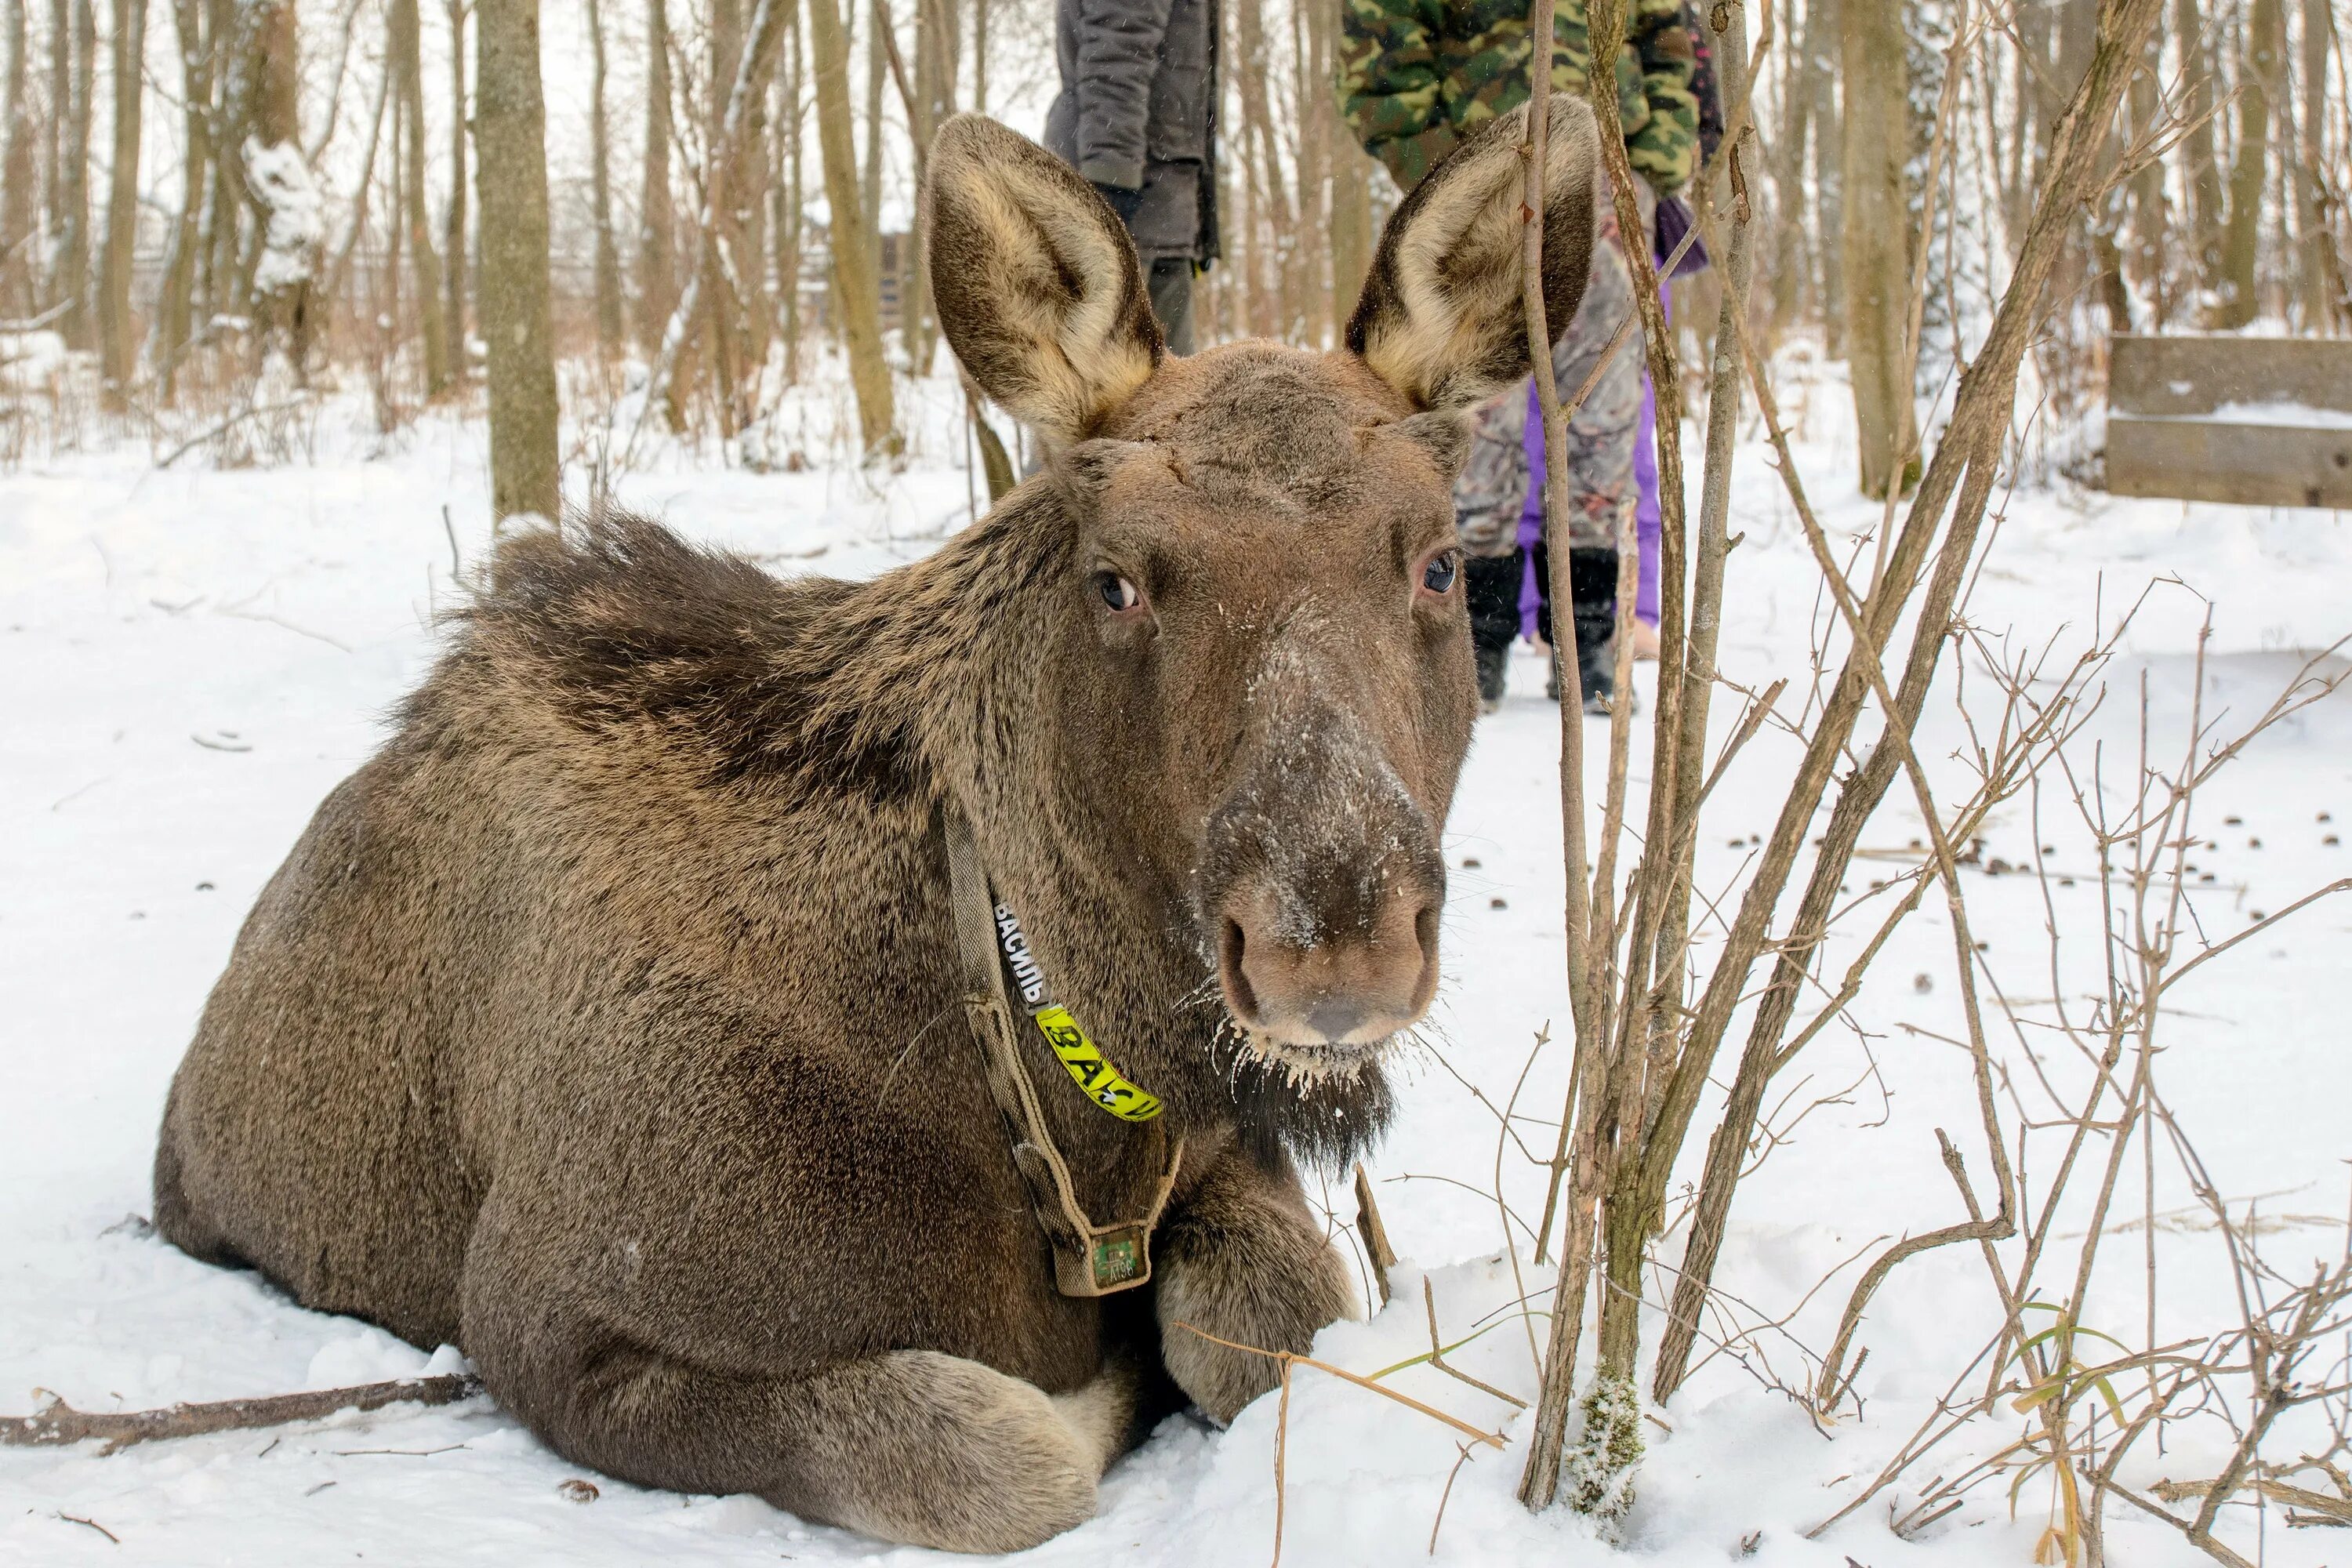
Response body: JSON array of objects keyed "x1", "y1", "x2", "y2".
[{"x1": 2107, "y1": 334, "x2": 2352, "y2": 509}]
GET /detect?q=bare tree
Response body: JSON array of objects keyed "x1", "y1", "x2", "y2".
[
  {"x1": 475, "y1": 0, "x2": 559, "y2": 520},
  {"x1": 638, "y1": 0, "x2": 676, "y2": 351},
  {"x1": 586, "y1": 0, "x2": 623, "y2": 361},
  {"x1": 243, "y1": 0, "x2": 321, "y2": 374},
  {"x1": 2211, "y1": 0, "x2": 2284, "y2": 325},
  {"x1": 95, "y1": 0, "x2": 143, "y2": 406},
  {"x1": 390, "y1": 0, "x2": 450, "y2": 393},
  {"x1": 0, "y1": 0, "x2": 37, "y2": 317},
  {"x1": 1840, "y1": 0, "x2": 1915, "y2": 495},
  {"x1": 806, "y1": 0, "x2": 894, "y2": 450},
  {"x1": 2176, "y1": 0, "x2": 2228, "y2": 301},
  {"x1": 444, "y1": 0, "x2": 470, "y2": 382},
  {"x1": 152, "y1": 0, "x2": 216, "y2": 390},
  {"x1": 55, "y1": 0, "x2": 93, "y2": 344}
]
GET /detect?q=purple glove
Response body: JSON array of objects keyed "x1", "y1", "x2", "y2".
[{"x1": 1654, "y1": 195, "x2": 1709, "y2": 278}]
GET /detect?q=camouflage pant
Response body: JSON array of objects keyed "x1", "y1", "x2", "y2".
[{"x1": 1450, "y1": 223, "x2": 1640, "y2": 557}]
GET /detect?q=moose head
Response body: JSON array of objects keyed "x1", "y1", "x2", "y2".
[{"x1": 924, "y1": 100, "x2": 1600, "y2": 1078}]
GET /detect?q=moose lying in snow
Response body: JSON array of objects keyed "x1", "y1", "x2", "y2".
[{"x1": 151, "y1": 104, "x2": 1599, "y2": 1552}]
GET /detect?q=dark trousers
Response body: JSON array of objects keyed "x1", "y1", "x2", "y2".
[
  {"x1": 1147, "y1": 257, "x2": 1196, "y2": 355},
  {"x1": 1465, "y1": 545, "x2": 1618, "y2": 655}
]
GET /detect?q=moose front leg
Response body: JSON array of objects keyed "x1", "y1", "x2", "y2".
[{"x1": 1152, "y1": 1149, "x2": 1356, "y2": 1423}]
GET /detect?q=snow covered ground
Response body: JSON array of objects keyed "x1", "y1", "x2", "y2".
[{"x1": 5, "y1": 374, "x2": 2350, "y2": 1566}]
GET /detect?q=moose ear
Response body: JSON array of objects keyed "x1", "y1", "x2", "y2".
[
  {"x1": 1345, "y1": 95, "x2": 1602, "y2": 413},
  {"x1": 925, "y1": 114, "x2": 1165, "y2": 445}
]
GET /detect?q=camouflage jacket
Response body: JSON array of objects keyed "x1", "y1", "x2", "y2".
[{"x1": 1338, "y1": 0, "x2": 1699, "y2": 194}]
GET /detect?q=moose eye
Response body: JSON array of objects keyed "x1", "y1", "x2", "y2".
[
  {"x1": 1420, "y1": 550, "x2": 1461, "y2": 596},
  {"x1": 1094, "y1": 571, "x2": 1142, "y2": 612}
]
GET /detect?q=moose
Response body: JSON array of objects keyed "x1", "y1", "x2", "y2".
[{"x1": 151, "y1": 103, "x2": 1599, "y2": 1552}]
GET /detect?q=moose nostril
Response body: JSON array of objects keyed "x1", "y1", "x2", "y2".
[{"x1": 1219, "y1": 916, "x2": 1261, "y2": 1024}]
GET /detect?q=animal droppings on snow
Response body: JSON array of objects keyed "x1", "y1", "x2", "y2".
[
  {"x1": 2225, "y1": 815, "x2": 2245, "y2": 826},
  {"x1": 1490, "y1": 897, "x2": 1508, "y2": 909},
  {"x1": 1912, "y1": 974, "x2": 1932, "y2": 993},
  {"x1": 1461, "y1": 857, "x2": 1481, "y2": 869}
]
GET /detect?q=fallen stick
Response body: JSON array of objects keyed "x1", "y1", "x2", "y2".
[{"x1": 3, "y1": 1374, "x2": 484, "y2": 1456}]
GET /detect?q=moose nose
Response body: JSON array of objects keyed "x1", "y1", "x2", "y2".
[{"x1": 1218, "y1": 887, "x2": 1441, "y2": 1048}]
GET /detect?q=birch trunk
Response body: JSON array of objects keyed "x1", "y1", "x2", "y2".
[{"x1": 475, "y1": 0, "x2": 560, "y2": 522}]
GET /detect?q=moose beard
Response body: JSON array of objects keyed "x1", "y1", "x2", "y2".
[{"x1": 1210, "y1": 1022, "x2": 1396, "y2": 1173}]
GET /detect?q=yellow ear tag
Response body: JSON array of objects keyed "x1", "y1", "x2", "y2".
[{"x1": 1032, "y1": 1006, "x2": 1164, "y2": 1122}]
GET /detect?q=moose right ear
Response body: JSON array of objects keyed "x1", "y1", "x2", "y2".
[
  {"x1": 1345, "y1": 95, "x2": 1602, "y2": 414},
  {"x1": 924, "y1": 114, "x2": 1165, "y2": 446}
]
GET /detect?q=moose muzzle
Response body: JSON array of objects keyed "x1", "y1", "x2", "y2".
[{"x1": 1197, "y1": 657, "x2": 1446, "y2": 1053}]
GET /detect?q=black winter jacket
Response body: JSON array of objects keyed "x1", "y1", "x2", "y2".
[{"x1": 1044, "y1": 0, "x2": 1221, "y2": 263}]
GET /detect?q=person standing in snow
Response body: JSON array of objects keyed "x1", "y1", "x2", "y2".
[
  {"x1": 1339, "y1": 0, "x2": 1698, "y2": 712},
  {"x1": 1044, "y1": 0, "x2": 1220, "y2": 355}
]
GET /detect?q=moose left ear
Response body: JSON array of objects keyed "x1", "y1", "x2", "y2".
[
  {"x1": 1346, "y1": 95, "x2": 1602, "y2": 414},
  {"x1": 925, "y1": 114, "x2": 1166, "y2": 445}
]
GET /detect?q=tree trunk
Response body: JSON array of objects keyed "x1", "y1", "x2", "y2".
[
  {"x1": 861, "y1": 0, "x2": 882, "y2": 303},
  {"x1": 2212, "y1": 0, "x2": 2281, "y2": 327},
  {"x1": 779, "y1": 0, "x2": 804, "y2": 380},
  {"x1": 390, "y1": 0, "x2": 450, "y2": 392},
  {"x1": 0, "y1": 0, "x2": 38, "y2": 318},
  {"x1": 152, "y1": 0, "x2": 213, "y2": 390},
  {"x1": 1840, "y1": 0, "x2": 1914, "y2": 497},
  {"x1": 1769, "y1": 0, "x2": 1828, "y2": 328},
  {"x1": 1809, "y1": 0, "x2": 1842, "y2": 352},
  {"x1": 907, "y1": 0, "x2": 954, "y2": 372},
  {"x1": 475, "y1": 0, "x2": 560, "y2": 521},
  {"x1": 444, "y1": 0, "x2": 469, "y2": 381},
  {"x1": 586, "y1": 0, "x2": 622, "y2": 360},
  {"x1": 807, "y1": 0, "x2": 894, "y2": 450},
  {"x1": 96, "y1": 0, "x2": 143, "y2": 407},
  {"x1": 1232, "y1": 0, "x2": 1293, "y2": 339},
  {"x1": 2176, "y1": 0, "x2": 2227, "y2": 300},
  {"x1": 2296, "y1": 0, "x2": 2346, "y2": 328},
  {"x1": 638, "y1": 0, "x2": 674, "y2": 351},
  {"x1": 56, "y1": 0, "x2": 93, "y2": 344},
  {"x1": 244, "y1": 0, "x2": 320, "y2": 374},
  {"x1": 2125, "y1": 8, "x2": 2167, "y2": 321}
]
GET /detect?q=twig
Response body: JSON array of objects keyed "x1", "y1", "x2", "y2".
[
  {"x1": 1428, "y1": 1441, "x2": 1478, "y2": 1555},
  {"x1": 57, "y1": 1513, "x2": 119, "y2": 1544},
  {"x1": 1423, "y1": 1278, "x2": 1529, "y2": 1410},
  {"x1": 1167, "y1": 1323, "x2": 1505, "y2": 1450},
  {"x1": 154, "y1": 401, "x2": 314, "y2": 470},
  {"x1": 2, "y1": 1374, "x2": 484, "y2": 1455}
]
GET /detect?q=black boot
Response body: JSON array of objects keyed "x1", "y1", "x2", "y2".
[
  {"x1": 1475, "y1": 644, "x2": 1509, "y2": 710},
  {"x1": 1567, "y1": 547, "x2": 1619, "y2": 715},
  {"x1": 1464, "y1": 552, "x2": 1523, "y2": 716}
]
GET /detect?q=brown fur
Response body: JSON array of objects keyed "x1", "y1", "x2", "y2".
[{"x1": 153, "y1": 107, "x2": 1596, "y2": 1552}]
